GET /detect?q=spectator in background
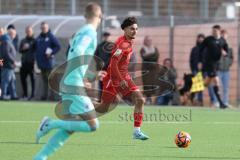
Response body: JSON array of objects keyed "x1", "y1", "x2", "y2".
[
  {"x1": 140, "y1": 36, "x2": 159, "y2": 105},
  {"x1": 65, "y1": 33, "x2": 75, "y2": 58},
  {"x1": 0, "y1": 31, "x2": 18, "y2": 100},
  {"x1": 94, "y1": 32, "x2": 112, "y2": 100},
  {"x1": 7, "y1": 25, "x2": 19, "y2": 99},
  {"x1": 129, "y1": 51, "x2": 137, "y2": 78},
  {"x1": 0, "y1": 27, "x2": 5, "y2": 97},
  {"x1": 199, "y1": 25, "x2": 228, "y2": 109},
  {"x1": 156, "y1": 58, "x2": 177, "y2": 105},
  {"x1": 35, "y1": 22, "x2": 60, "y2": 100},
  {"x1": 0, "y1": 28, "x2": 3, "y2": 97},
  {"x1": 189, "y1": 34, "x2": 205, "y2": 106},
  {"x1": 218, "y1": 29, "x2": 233, "y2": 107},
  {"x1": 19, "y1": 26, "x2": 36, "y2": 100},
  {"x1": 0, "y1": 28, "x2": 10, "y2": 41},
  {"x1": 7, "y1": 24, "x2": 19, "y2": 51},
  {"x1": 0, "y1": 58, "x2": 2, "y2": 97}
]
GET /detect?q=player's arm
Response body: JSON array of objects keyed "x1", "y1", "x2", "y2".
[{"x1": 110, "y1": 49, "x2": 124, "y2": 80}]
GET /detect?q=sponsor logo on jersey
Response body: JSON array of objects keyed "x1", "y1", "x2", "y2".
[
  {"x1": 81, "y1": 36, "x2": 91, "y2": 47},
  {"x1": 113, "y1": 49, "x2": 122, "y2": 57}
]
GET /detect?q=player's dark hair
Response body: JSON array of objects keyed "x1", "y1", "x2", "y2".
[
  {"x1": 212, "y1": 25, "x2": 221, "y2": 30},
  {"x1": 121, "y1": 17, "x2": 138, "y2": 30}
]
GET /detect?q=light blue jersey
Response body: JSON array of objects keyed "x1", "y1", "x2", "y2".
[
  {"x1": 61, "y1": 24, "x2": 97, "y2": 114},
  {"x1": 64, "y1": 24, "x2": 97, "y2": 86}
]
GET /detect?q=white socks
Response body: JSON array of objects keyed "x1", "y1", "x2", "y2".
[{"x1": 134, "y1": 127, "x2": 140, "y2": 133}]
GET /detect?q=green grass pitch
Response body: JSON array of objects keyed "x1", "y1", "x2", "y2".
[{"x1": 0, "y1": 101, "x2": 240, "y2": 160}]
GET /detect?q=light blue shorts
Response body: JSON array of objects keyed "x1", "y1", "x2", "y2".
[{"x1": 61, "y1": 94, "x2": 94, "y2": 115}]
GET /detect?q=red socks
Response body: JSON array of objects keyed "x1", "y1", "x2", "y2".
[{"x1": 134, "y1": 113, "x2": 143, "y2": 127}]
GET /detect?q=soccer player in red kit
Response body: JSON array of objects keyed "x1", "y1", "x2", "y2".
[{"x1": 100, "y1": 17, "x2": 149, "y2": 140}]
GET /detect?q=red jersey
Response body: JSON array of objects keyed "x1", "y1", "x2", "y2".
[
  {"x1": 107, "y1": 35, "x2": 133, "y2": 84},
  {"x1": 101, "y1": 36, "x2": 138, "y2": 103}
]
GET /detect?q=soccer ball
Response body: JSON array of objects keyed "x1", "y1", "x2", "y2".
[{"x1": 175, "y1": 131, "x2": 191, "y2": 148}]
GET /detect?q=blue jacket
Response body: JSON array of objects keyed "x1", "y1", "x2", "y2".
[{"x1": 35, "y1": 31, "x2": 60, "y2": 69}]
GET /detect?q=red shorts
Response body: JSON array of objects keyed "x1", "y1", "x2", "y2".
[{"x1": 101, "y1": 77, "x2": 139, "y2": 104}]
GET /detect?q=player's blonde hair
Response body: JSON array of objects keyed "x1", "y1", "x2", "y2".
[{"x1": 84, "y1": 2, "x2": 101, "y2": 20}]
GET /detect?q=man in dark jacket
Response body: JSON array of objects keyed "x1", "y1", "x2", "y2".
[
  {"x1": 19, "y1": 26, "x2": 36, "y2": 100},
  {"x1": 200, "y1": 25, "x2": 228, "y2": 108},
  {"x1": 0, "y1": 34, "x2": 18, "y2": 100},
  {"x1": 218, "y1": 29, "x2": 233, "y2": 107},
  {"x1": 35, "y1": 22, "x2": 60, "y2": 100},
  {"x1": 190, "y1": 34, "x2": 205, "y2": 73},
  {"x1": 189, "y1": 34, "x2": 205, "y2": 105}
]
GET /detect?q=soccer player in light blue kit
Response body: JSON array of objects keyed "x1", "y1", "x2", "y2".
[{"x1": 33, "y1": 3, "x2": 105, "y2": 160}]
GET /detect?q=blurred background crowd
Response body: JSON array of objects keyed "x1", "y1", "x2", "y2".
[{"x1": 0, "y1": 0, "x2": 239, "y2": 107}]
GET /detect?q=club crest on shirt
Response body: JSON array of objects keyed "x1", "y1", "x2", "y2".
[
  {"x1": 113, "y1": 49, "x2": 122, "y2": 57},
  {"x1": 81, "y1": 36, "x2": 91, "y2": 47}
]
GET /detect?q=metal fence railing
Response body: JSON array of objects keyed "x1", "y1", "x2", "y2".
[{"x1": 0, "y1": 0, "x2": 237, "y2": 18}]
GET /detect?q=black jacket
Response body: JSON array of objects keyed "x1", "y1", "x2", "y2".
[
  {"x1": 200, "y1": 36, "x2": 228, "y2": 64},
  {"x1": 0, "y1": 35, "x2": 16, "y2": 69},
  {"x1": 19, "y1": 36, "x2": 36, "y2": 64},
  {"x1": 190, "y1": 44, "x2": 202, "y2": 72},
  {"x1": 94, "y1": 40, "x2": 112, "y2": 71}
]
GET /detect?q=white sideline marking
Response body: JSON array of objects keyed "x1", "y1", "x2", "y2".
[{"x1": 0, "y1": 120, "x2": 240, "y2": 125}]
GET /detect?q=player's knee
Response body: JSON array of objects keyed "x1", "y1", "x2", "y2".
[
  {"x1": 90, "y1": 119, "x2": 99, "y2": 132},
  {"x1": 136, "y1": 97, "x2": 145, "y2": 106}
]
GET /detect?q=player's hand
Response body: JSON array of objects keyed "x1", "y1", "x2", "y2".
[
  {"x1": 0, "y1": 59, "x2": 3, "y2": 66},
  {"x1": 97, "y1": 71, "x2": 107, "y2": 81},
  {"x1": 120, "y1": 80, "x2": 128, "y2": 89},
  {"x1": 222, "y1": 49, "x2": 227, "y2": 56}
]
